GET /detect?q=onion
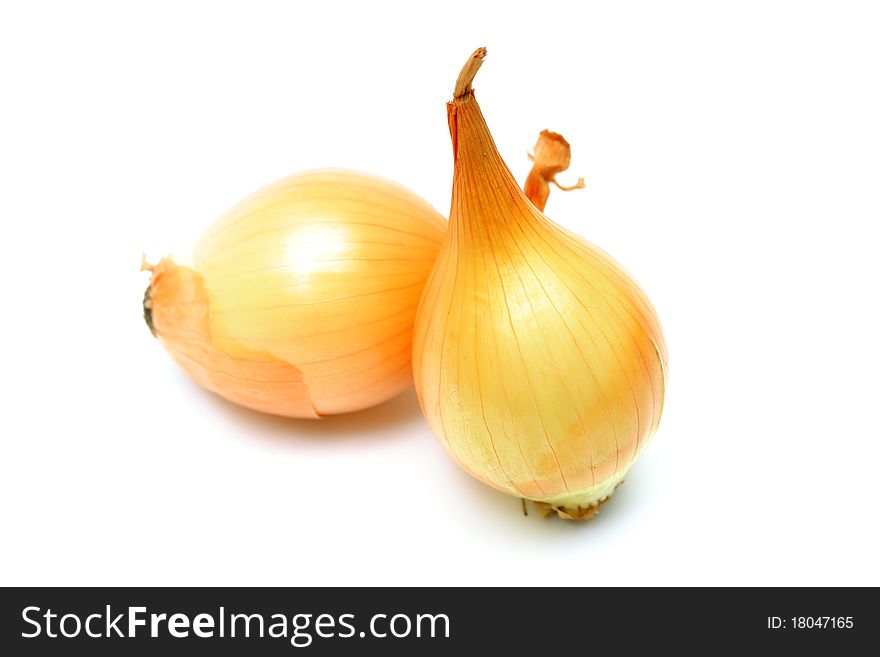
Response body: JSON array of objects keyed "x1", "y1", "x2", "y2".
[
  {"x1": 144, "y1": 169, "x2": 445, "y2": 418},
  {"x1": 413, "y1": 49, "x2": 668, "y2": 519}
]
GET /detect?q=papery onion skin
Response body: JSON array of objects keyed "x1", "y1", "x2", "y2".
[
  {"x1": 524, "y1": 130, "x2": 585, "y2": 212},
  {"x1": 145, "y1": 169, "x2": 446, "y2": 418},
  {"x1": 413, "y1": 50, "x2": 668, "y2": 519}
]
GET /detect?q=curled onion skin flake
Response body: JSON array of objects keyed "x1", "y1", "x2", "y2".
[
  {"x1": 145, "y1": 169, "x2": 446, "y2": 418},
  {"x1": 413, "y1": 49, "x2": 668, "y2": 519},
  {"x1": 524, "y1": 130, "x2": 585, "y2": 212}
]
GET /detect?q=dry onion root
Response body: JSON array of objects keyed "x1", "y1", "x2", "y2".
[
  {"x1": 144, "y1": 170, "x2": 445, "y2": 418},
  {"x1": 413, "y1": 49, "x2": 668, "y2": 520}
]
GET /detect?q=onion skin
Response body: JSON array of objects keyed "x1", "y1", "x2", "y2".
[
  {"x1": 413, "y1": 50, "x2": 668, "y2": 518},
  {"x1": 524, "y1": 130, "x2": 585, "y2": 212},
  {"x1": 145, "y1": 169, "x2": 446, "y2": 418}
]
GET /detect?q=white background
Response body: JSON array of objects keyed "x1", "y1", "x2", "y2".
[{"x1": 1, "y1": 1, "x2": 878, "y2": 586}]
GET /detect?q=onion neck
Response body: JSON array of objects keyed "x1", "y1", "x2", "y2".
[{"x1": 447, "y1": 61, "x2": 536, "y2": 241}]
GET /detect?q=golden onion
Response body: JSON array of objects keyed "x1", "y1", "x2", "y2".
[
  {"x1": 413, "y1": 49, "x2": 668, "y2": 519},
  {"x1": 144, "y1": 169, "x2": 445, "y2": 418}
]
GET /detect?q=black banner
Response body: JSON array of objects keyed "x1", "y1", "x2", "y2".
[{"x1": 0, "y1": 587, "x2": 873, "y2": 654}]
